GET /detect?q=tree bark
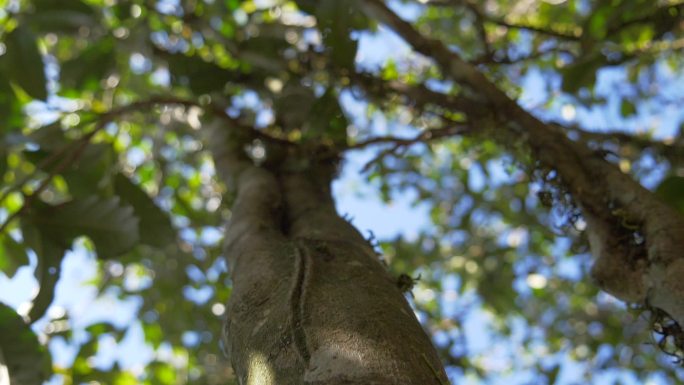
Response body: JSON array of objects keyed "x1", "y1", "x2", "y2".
[{"x1": 206, "y1": 121, "x2": 449, "y2": 384}]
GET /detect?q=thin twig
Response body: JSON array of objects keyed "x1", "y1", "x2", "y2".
[
  {"x1": 470, "y1": 47, "x2": 575, "y2": 65},
  {"x1": 0, "y1": 136, "x2": 80, "y2": 209},
  {"x1": 352, "y1": 124, "x2": 470, "y2": 172},
  {"x1": 420, "y1": 0, "x2": 580, "y2": 41},
  {"x1": 0, "y1": 130, "x2": 97, "y2": 235}
]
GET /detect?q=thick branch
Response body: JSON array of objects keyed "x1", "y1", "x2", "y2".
[
  {"x1": 605, "y1": 2, "x2": 684, "y2": 36},
  {"x1": 351, "y1": 72, "x2": 482, "y2": 114},
  {"x1": 362, "y1": 0, "x2": 684, "y2": 325},
  {"x1": 567, "y1": 124, "x2": 684, "y2": 165}
]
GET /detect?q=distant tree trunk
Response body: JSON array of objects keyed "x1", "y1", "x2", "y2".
[{"x1": 206, "y1": 121, "x2": 448, "y2": 384}]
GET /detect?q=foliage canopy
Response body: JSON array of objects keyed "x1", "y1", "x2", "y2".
[{"x1": 1, "y1": 0, "x2": 684, "y2": 384}]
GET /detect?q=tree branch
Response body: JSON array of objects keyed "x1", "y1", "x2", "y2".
[
  {"x1": 470, "y1": 46, "x2": 575, "y2": 65},
  {"x1": 0, "y1": 96, "x2": 292, "y2": 235},
  {"x1": 350, "y1": 72, "x2": 483, "y2": 115},
  {"x1": 362, "y1": 0, "x2": 684, "y2": 326},
  {"x1": 360, "y1": 125, "x2": 471, "y2": 173},
  {"x1": 563, "y1": 123, "x2": 684, "y2": 166},
  {"x1": 605, "y1": 2, "x2": 684, "y2": 36},
  {"x1": 421, "y1": 0, "x2": 580, "y2": 41},
  {"x1": 347, "y1": 123, "x2": 471, "y2": 152}
]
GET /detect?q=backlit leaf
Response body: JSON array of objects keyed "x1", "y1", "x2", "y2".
[
  {"x1": 114, "y1": 173, "x2": 176, "y2": 248},
  {"x1": 0, "y1": 234, "x2": 29, "y2": 279},
  {"x1": 20, "y1": 218, "x2": 68, "y2": 322},
  {"x1": 60, "y1": 39, "x2": 116, "y2": 91},
  {"x1": 0, "y1": 303, "x2": 52, "y2": 384},
  {"x1": 1, "y1": 26, "x2": 48, "y2": 100},
  {"x1": 22, "y1": 196, "x2": 140, "y2": 259},
  {"x1": 28, "y1": 0, "x2": 99, "y2": 33}
]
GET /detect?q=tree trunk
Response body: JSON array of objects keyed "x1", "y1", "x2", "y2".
[{"x1": 206, "y1": 121, "x2": 449, "y2": 384}]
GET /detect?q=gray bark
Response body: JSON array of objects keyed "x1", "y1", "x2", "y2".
[{"x1": 206, "y1": 121, "x2": 449, "y2": 384}]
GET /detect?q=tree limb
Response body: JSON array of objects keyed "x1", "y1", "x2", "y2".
[{"x1": 421, "y1": 0, "x2": 580, "y2": 41}]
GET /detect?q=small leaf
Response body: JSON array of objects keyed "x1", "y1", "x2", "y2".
[
  {"x1": 0, "y1": 302, "x2": 52, "y2": 384},
  {"x1": 620, "y1": 99, "x2": 637, "y2": 117},
  {"x1": 86, "y1": 322, "x2": 120, "y2": 337},
  {"x1": 561, "y1": 54, "x2": 603, "y2": 94},
  {"x1": 0, "y1": 234, "x2": 30, "y2": 278},
  {"x1": 114, "y1": 174, "x2": 176, "y2": 248},
  {"x1": 586, "y1": 6, "x2": 611, "y2": 39},
  {"x1": 382, "y1": 60, "x2": 399, "y2": 81},
  {"x1": 546, "y1": 364, "x2": 561, "y2": 385},
  {"x1": 1, "y1": 26, "x2": 48, "y2": 100}
]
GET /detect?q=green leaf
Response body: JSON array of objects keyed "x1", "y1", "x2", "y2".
[
  {"x1": 586, "y1": 5, "x2": 611, "y2": 39},
  {"x1": 165, "y1": 53, "x2": 238, "y2": 95},
  {"x1": 28, "y1": 0, "x2": 99, "y2": 33},
  {"x1": 26, "y1": 122, "x2": 67, "y2": 150},
  {"x1": 0, "y1": 234, "x2": 29, "y2": 278},
  {"x1": 0, "y1": 146, "x2": 7, "y2": 178},
  {"x1": 382, "y1": 60, "x2": 399, "y2": 81},
  {"x1": 114, "y1": 174, "x2": 176, "y2": 248},
  {"x1": 20, "y1": 218, "x2": 68, "y2": 322},
  {"x1": 0, "y1": 72, "x2": 20, "y2": 122},
  {"x1": 620, "y1": 99, "x2": 637, "y2": 117},
  {"x1": 655, "y1": 175, "x2": 684, "y2": 214},
  {"x1": 1, "y1": 26, "x2": 48, "y2": 100},
  {"x1": 0, "y1": 303, "x2": 52, "y2": 384},
  {"x1": 86, "y1": 322, "x2": 121, "y2": 338},
  {"x1": 545, "y1": 364, "x2": 561, "y2": 385},
  {"x1": 478, "y1": 264, "x2": 518, "y2": 315},
  {"x1": 22, "y1": 196, "x2": 140, "y2": 259},
  {"x1": 561, "y1": 54, "x2": 603, "y2": 94},
  {"x1": 60, "y1": 38, "x2": 116, "y2": 91},
  {"x1": 62, "y1": 144, "x2": 115, "y2": 197},
  {"x1": 23, "y1": 128, "x2": 116, "y2": 197},
  {"x1": 225, "y1": 0, "x2": 241, "y2": 11},
  {"x1": 25, "y1": 143, "x2": 115, "y2": 198}
]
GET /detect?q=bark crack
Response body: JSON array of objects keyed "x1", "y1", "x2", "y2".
[{"x1": 289, "y1": 240, "x2": 312, "y2": 364}]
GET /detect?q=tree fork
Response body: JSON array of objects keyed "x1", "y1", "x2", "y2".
[{"x1": 207, "y1": 120, "x2": 449, "y2": 384}]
